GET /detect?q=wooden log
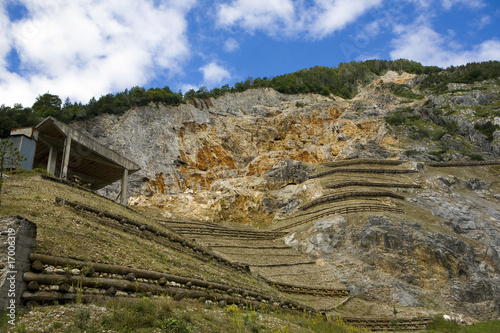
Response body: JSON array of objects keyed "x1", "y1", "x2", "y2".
[
  {"x1": 55, "y1": 197, "x2": 249, "y2": 272},
  {"x1": 428, "y1": 160, "x2": 500, "y2": 167},
  {"x1": 326, "y1": 182, "x2": 421, "y2": 189},
  {"x1": 27, "y1": 255, "x2": 270, "y2": 301},
  {"x1": 22, "y1": 291, "x2": 132, "y2": 304},
  {"x1": 24, "y1": 272, "x2": 167, "y2": 294},
  {"x1": 24, "y1": 276, "x2": 315, "y2": 313},
  {"x1": 299, "y1": 191, "x2": 405, "y2": 211},
  {"x1": 32, "y1": 254, "x2": 246, "y2": 294},
  {"x1": 321, "y1": 159, "x2": 405, "y2": 168},
  {"x1": 250, "y1": 262, "x2": 316, "y2": 267},
  {"x1": 59, "y1": 283, "x2": 71, "y2": 293},
  {"x1": 310, "y1": 168, "x2": 417, "y2": 179},
  {"x1": 27, "y1": 281, "x2": 39, "y2": 291},
  {"x1": 23, "y1": 291, "x2": 79, "y2": 302},
  {"x1": 32, "y1": 260, "x2": 44, "y2": 272},
  {"x1": 260, "y1": 277, "x2": 350, "y2": 294}
]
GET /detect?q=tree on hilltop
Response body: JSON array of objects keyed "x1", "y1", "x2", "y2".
[{"x1": 32, "y1": 92, "x2": 62, "y2": 118}]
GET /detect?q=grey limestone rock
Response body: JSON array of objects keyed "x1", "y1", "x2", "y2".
[
  {"x1": 391, "y1": 290, "x2": 421, "y2": 307},
  {"x1": 307, "y1": 233, "x2": 343, "y2": 255},
  {"x1": 264, "y1": 158, "x2": 314, "y2": 187},
  {"x1": 450, "y1": 92, "x2": 494, "y2": 107},
  {"x1": 312, "y1": 215, "x2": 347, "y2": 233}
]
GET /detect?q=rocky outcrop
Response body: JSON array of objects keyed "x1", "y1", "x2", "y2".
[
  {"x1": 285, "y1": 212, "x2": 500, "y2": 320},
  {"x1": 77, "y1": 73, "x2": 498, "y2": 202},
  {"x1": 263, "y1": 158, "x2": 313, "y2": 188},
  {"x1": 418, "y1": 89, "x2": 500, "y2": 158},
  {"x1": 79, "y1": 85, "x2": 401, "y2": 207},
  {"x1": 71, "y1": 70, "x2": 500, "y2": 320}
]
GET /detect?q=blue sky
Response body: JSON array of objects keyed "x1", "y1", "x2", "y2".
[{"x1": 0, "y1": 0, "x2": 499, "y2": 107}]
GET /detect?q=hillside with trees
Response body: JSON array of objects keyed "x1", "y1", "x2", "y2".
[{"x1": 1, "y1": 59, "x2": 499, "y2": 137}]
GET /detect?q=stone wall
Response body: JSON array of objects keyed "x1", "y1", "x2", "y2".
[{"x1": 0, "y1": 217, "x2": 37, "y2": 315}]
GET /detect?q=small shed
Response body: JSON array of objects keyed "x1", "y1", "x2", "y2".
[
  {"x1": 33, "y1": 117, "x2": 140, "y2": 205},
  {"x1": 3, "y1": 127, "x2": 38, "y2": 170}
]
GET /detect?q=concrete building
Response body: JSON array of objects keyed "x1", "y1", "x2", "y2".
[
  {"x1": 2, "y1": 117, "x2": 141, "y2": 205},
  {"x1": 32, "y1": 117, "x2": 141, "y2": 205}
]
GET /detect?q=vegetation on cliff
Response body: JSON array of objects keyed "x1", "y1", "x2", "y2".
[{"x1": 1, "y1": 60, "x2": 499, "y2": 137}]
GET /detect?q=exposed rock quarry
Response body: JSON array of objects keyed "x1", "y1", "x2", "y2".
[
  {"x1": 82, "y1": 86, "x2": 397, "y2": 197},
  {"x1": 79, "y1": 72, "x2": 418, "y2": 220},
  {"x1": 79, "y1": 72, "x2": 498, "y2": 223},
  {"x1": 76, "y1": 71, "x2": 500, "y2": 320}
]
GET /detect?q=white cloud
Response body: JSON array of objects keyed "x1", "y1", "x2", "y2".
[
  {"x1": 200, "y1": 62, "x2": 231, "y2": 87},
  {"x1": 405, "y1": 0, "x2": 485, "y2": 10},
  {"x1": 217, "y1": 0, "x2": 295, "y2": 36},
  {"x1": 471, "y1": 15, "x2": 492, "y2": 30},
  {"x1": 216, "y1": 0, "x2": 382, "y2": 39},
  {"x1": 390, "y1": 24, "x2": 500, "y2": 67},
  {"x1": 0, "y1": 0, "x2": 195, "y2": 106},
  {"x1": 441, "y1": 0, "x2": 485, "y2": 10},
  {"x1": 407, "y1": 0, "x2": 431, "y2": 8},
  {"x1": 356, "y1": 52, "x2": 381, "y2": 62},
  {"x1": 307, "y1": 0, "x2": 383, "y2": 39},
  {"x1": 224, "y1": 38, "x2": 240, "y2": 52},
  {"x1": 180, "y1": 83, "x2": 199, "y2": 94},
  {"x1": 0, "y1": 4, "x2": 13, "y2": 70}
]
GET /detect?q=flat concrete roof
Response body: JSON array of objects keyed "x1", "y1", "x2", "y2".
[{"x1": 34, "y1": 117, "x2": 140, "y2": 190}]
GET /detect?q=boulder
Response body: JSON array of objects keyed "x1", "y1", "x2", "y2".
[
  {"x1": 264, "y1": 158, "x2": 314, "y2": 187},
  {"x1": 312, "y1": 215, "x2": 347, "y2": 234},
  {"x1": 391, "y1": 290, "x2": 421, "y2": 307}
]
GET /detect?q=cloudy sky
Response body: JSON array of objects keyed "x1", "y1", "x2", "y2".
[{"x1": 1, "y1": 0, "x2": 499, "y2": 106}]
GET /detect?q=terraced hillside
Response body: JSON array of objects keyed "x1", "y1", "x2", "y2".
[
  {"x1": 136, "y1": 158, "x2": 500, "y2": 325},
  {"x1": 277, "y1": 159, "x2": 500, "y2": 323},
  {"x1": 3, "y1": 172, "x2": 356, "y2": 332},
  {"x1": 0, "y1": 169, "x2": 444, "y2": 332},
  {"x1": 2, "y1": 156, "x2": 500, "y2": 332}
]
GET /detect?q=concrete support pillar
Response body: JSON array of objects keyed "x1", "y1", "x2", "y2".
[
  {"x1": 121, "y1": 168, "x2": 129, "y2": 205},
  {"x1": 60, "y1": 135, "x2": 72, "y2": 179},
  {"x1": 47, "y1": 146, "x2": 58, "y2": 175}
]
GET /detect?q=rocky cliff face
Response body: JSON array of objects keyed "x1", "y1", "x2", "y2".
[
  {"x1": 79, "y1": 72, "x2": 413, "y2": 219},
  {"x1": 82, "y1": 86, "x2": 396, "y2": 194},
  {"x1": 79, "y1": 71, "x2": 498, "y2": 222},
  {"x1": 77, "y1": 71, "x2": 500, "y2": 320}
]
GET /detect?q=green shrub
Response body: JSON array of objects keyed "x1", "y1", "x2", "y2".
[
  {"x1": 409, "y1": 128, "x2": 430, "y2": 140},
  {"x1": 474, "y1": 121, "x2": 499, "y2": 141},
  {"x1": 475, "y1": 108, "x2": 492, "y2": 117},
  {"x1": 432, "y1": 129, "x2": 447, "y2": 141},
  {"x1": 101, "y1": 297, "x2": 173, "y2": 332},
  {"x1": 464, "y1": 320, "x2": 500, "y2": 333},
  {"x1": 385, "y1": 108, "x2": 420, "y2": 126},
  {"x1": 426, "y1": 315, "x2": 461, "y2": 332},
  {"x1": 384, "y1": 83, "x2": 424, "y2": 99},
  {"x1": 75, "y1": 308, "x2": 91, "y2": 330},
  {"x1": 419, "y1": 61, "x2": 500, "y2": 93},
  {"x1": 405, "y1": 149, "x2": 420, "y2": 156},
  {"x1": 445, "y1": 120, "x2": 460, "y2": 134},
  {"x1": 427, "y1": 316, "x2": 500, "y2": 333},
  {"x1": 430, "y1": 149, "x2": 448, "y2": 161},
  {"x1": 467, "y1": 154, "x2": 484, "y2": 161}
]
